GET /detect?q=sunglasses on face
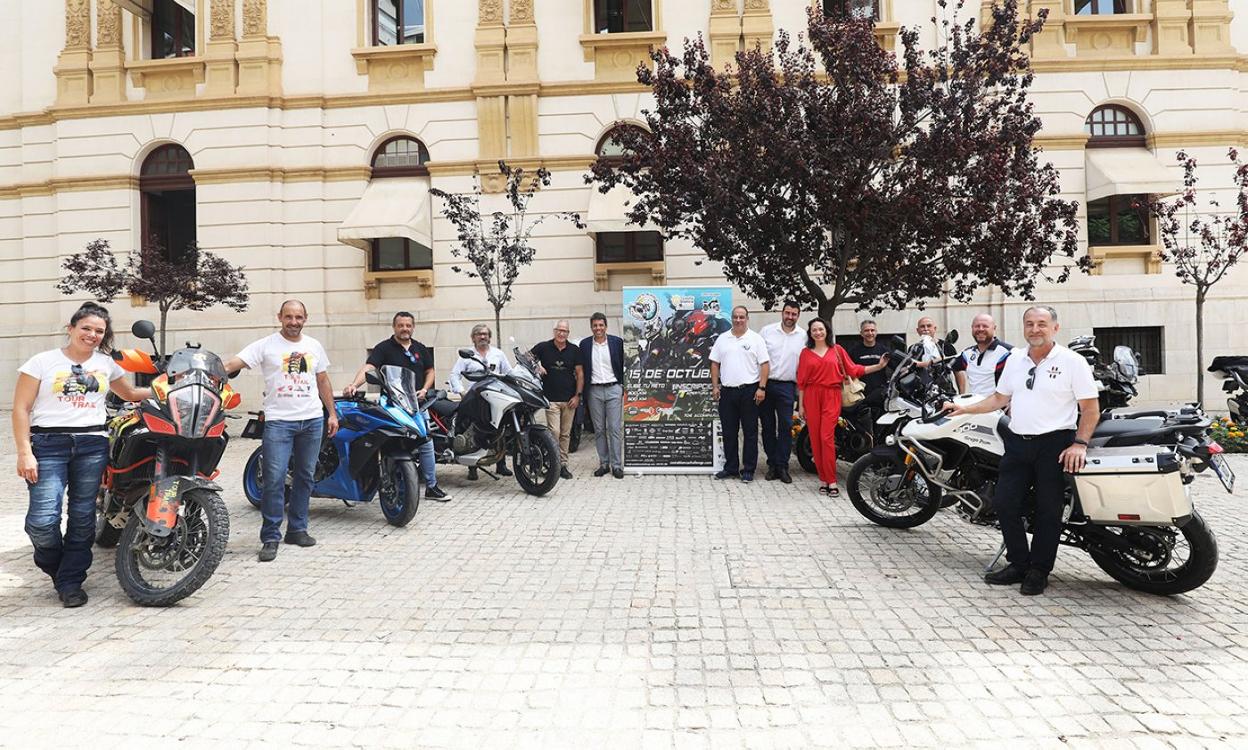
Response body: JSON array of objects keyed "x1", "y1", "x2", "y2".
[{"x1": 1026, "y1": 366, "x2": 1036, "y2": 390}]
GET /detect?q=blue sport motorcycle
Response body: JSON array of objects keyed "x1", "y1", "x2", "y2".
[{"x1": 241, "y1": 365, "x2": 426, "y2": 527}]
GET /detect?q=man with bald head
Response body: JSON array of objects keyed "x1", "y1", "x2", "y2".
[
  {"x1": 952, "y1": 313, "x2": 1013, "y2": 396},
  {"x1": 533, "y1": 319, "x2": 583, "y2": 480},
  {"x1": 226, "y1": 300, "x2": 338, "y2": 562},
  {"x1": 908, "y1": 315, "x2": 958, "y2": 391}
]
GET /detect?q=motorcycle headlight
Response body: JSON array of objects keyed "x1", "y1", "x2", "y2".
[{"x1": 167, "y1": 384, "x2": 221, "y2": 439}]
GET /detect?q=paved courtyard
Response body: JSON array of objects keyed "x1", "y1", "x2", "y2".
[{"x1": 0, "y1": 421, "x2": 1246, "y2": 749}]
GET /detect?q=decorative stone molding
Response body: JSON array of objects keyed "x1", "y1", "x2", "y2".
[
  {"x1": 1192, "y1": 0, "x2": 1235, "y2": 54},
  {"x1": 97, "y1": 0, "x2": 124, "y2": 47},
  {"x1": 211, "y1": 0, "x2": 236, "y2": 40},
  {"x1": 479, "y1": 0, "x2": 503, "y2": 25},
  {"x1": 65, "y1": 0, "x2": 91, "y2": 49},
  {"x1": 1006, "y1": 0, "x2": 1235, "y2": 61},
  {"x1": 55, "y1": 0, "x2": 93, "y2": 106},
  {"x1": 580, "y1": 0, "x2": 666, "y2": 83},
  {"x1": 205, "y1": 0, "x2": 240, "y2": 96},
  {"x1": 593, "y1": 261, "x2": 666, "y2": 291},
  {"x1": 708, "y1": 1, "x2": 742, "y2": 68},
  {"x1": 1065, "y1": 13, "x2": 1151, "y2": 58},
  {"x1": 1088, "y1": 244, "x2": 1162, "y2": 275},
  {"x1": 511, "y1": 0, "x2": 534, "y2": 23},
  {"x1": 127, "y1": 57, "x2": 207, "y2": 99},
  {"x1": 353, "y1": 0, "x2": 434, "y2": 93},
  {"x1": 90, "y1": 0, "x2": 128, "y2": 104},
  {"x1": 238, "y1": 0, "x2": 282, "y2": 95},
  {"x1": 364, "y1": 269, "x2": 435, "y2": 299},
  {"x1": 242, "y1": 0, "x2": 267, "y2": 37},
  {"x1": 742, "y1": 0, "x2": 774, "y2": 55}
]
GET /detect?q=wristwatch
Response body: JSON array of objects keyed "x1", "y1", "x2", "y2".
[{"x1": 1072, "y1": 438, "x2": 1089, "y2": 447}]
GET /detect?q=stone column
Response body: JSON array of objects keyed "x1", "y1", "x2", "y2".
[
  {"x1": 708, "y1": 0, "x2": 742, "y2": 69},
  {"x1": 90, "y1": 0, "x2": 128, "y2": 103},
  {"x1": 205, "y1": 0, "x2": 240, "y2": 95},
  {"x1": 1152, "y1": 0, "x2": 1193, "y2": 55},
  {"x1": 741, "y1": 0, "x2": 774, "y2": 56},
  {"x1": 237, "y1": 0, "x2": 282, "y2": 95},
  {"x1": 55, "y1": 0, "x2": 92, "y2": 106},
  {"x1": 1028, "y1": 0, "x2": 1067, "y2": 60},
  {"x1": 1191, "y1": 0, "x2": 1234, "y2": 55},
  {"x1": 475, "y1": 0, "x2": 508, "y2": 191},
  {"x1": 507, "y1": 0, "x2": 540, "y2": 158}
]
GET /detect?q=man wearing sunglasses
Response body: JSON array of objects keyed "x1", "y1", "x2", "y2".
[{"x1": 945, "y1": 306, "x2": 1099, "y2": 596}]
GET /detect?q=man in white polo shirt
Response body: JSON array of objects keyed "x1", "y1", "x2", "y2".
[
  {"x1": 758, "y1": 300, "x2": 805, "y2": 484},
  {"x1": 946, "y1": 305, "x2": 1099, "y2": 596},
  {"x1": 952, "y1": 313, "x2": 1013, "y2": 396},
  {"x1": 710, "y1": 306, "x2": 770, "y2": 482}
]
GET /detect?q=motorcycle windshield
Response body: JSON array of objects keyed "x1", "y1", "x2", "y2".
[
  {"x1": 166, "y1": 348, "x2": 229, "y2": 387},
  {"x1": 166, "y1": 376, "x2": 222, "y2": 438},
  {"x1": 1113, "y1": 346, "x2": 1140, "y2": 382},
  {"x1": 511, "y1": 342, "x2": 543, "y2": 389},
  {"x1": 381, "y1": 365, "x2": 421, "y2": 413}
]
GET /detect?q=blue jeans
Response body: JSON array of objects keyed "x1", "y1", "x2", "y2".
[
  {"x1": 418, "y1": 438, "x2": 439, "y2": 488},
  {"x1": 261, "y1": 418, "x2": 323, "y2": 543},
  {"x1": 759, "y1": 381, "x2": 797, "y2": 469},
  {"x1": 24, "y1": 433, "x2": 109, "y2": 592}
]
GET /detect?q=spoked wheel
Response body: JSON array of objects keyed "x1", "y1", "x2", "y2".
[
  {"x1": 795, "y1": 427, "x2": 817, "y2": 474},
  {"x1": 94, "y1": 489, "x2": 123, "y2": 549},
  {"x1": 514, "y1": 427, "x2": 560, "y2": 496},
  {"x1": 846, "y1": 453, "x2": 941, "y2": 528},
  {"x1": 1088, "y1": 512, "x2": 1218, "y2": 596},
  {"x1": 115, "y1": 489, "x2": 229, "y2": 607},
  {"x1": 378, "y1": 459, "x2": 420, "y2": 527}
]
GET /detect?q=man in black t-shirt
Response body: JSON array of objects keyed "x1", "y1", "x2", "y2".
[
  {"x1": 846, "y1": 319, "x2": 892, "y2": 433},
  {"x1": 532, "y1": 320, "x2": 583, "y2": 479},
  {"x1": 343, "y1": 312, "x2": 449, "y2": 501}
]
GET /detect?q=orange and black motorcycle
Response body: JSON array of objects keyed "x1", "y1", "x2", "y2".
[{"x1": 95, "y1": 320, "x2": 241, "y2": 606}]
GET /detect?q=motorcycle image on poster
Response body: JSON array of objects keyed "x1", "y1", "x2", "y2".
[{"x1": 621, "y1": 286, "x2": 732, "y2": 473}]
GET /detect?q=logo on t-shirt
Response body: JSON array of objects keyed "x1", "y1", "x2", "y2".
[
  {"x1": 51, "y1": 365, "x2": 108, "y2": 407},
  {"x1": 283, "y1": 352, "x2": 313, "y2": 374}
]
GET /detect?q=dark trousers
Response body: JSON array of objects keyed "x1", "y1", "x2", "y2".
[
  {"x1": 759, "y1": 381, "x2": 797, "y2": 469},
  {"x1": 719, "y1": 383, "x2": 760, "y2": 475},
  {"x1": 993, "y1": 429, "x2": 1074, "y2": 574}
]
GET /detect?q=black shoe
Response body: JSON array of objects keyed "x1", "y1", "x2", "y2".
[
  {"x1": 496, "y1": 464, "x2": 513, "y2": 477},
  {"x1": 467, "y1": 467, "x2": 479, "y2": 481},
  {"x1": 984, "y1": 563, "x2": 1026, "y2": 585},
  {"x1": 778, "y1": 468, "x2": 793, "y2": 485},
  {"x1": 612, "y1": 467, "x2": 624, "y2": 479},
  {"x1": 713, "y1": 470, "x2": 739, "y2": 480},
  {"x1": 1021, "y1": 569, "x2": 1049, "y2": 596},
  {"x1": 426, "y1": 485, "x2": 451, "y2": 502},
  {"x1": 765, "y1": 466, "x2": 777, "y2": 481},
  {"x1": 284, "y1": 531, "x2": 317, "y2": 547},
  {"x1": 560, "y1": 466, "x2": 574, "y2": 480},
  {"x1": 58, "y1": 588, "x2": 88, "y2": 608},
  {"x1": 258, "y1": 542, "x2": 279, "y2": 562},
  {"x1": 593, "y1": 465, "x2": 610, "y2": 477},
  {"x1": 741, "y1": 472, "x2": 754, "y2": 483}
]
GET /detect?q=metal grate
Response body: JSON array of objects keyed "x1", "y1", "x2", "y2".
[{"x1": 1092, "y1": 326, "x2": 1164, "y2": 375}]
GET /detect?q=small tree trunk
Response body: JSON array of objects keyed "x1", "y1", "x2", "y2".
[
  {"x1": 494, "y1": 307, "x2": 503, "y2": 348},
  {"x1": 1195, "y1": 289, "x2": 1206, "y2": 407},
  {"x1": 816, "y1": 298, "x2": 838, "y2": 328},
  {"x1": 159, "y1": 303, "x2": 170, "y2": 356}
]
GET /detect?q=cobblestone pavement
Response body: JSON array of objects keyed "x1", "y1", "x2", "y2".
[{"x1": 1, "y1": 418, "x2": 1246, "y2": 749}]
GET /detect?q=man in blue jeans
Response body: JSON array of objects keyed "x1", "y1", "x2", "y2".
[{"x1": 226, "y1": 300, "x2": 339, "y2": 562}]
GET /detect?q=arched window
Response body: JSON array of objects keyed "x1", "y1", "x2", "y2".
[
  {"x1": 1085, "y1": 105, "x2": 1145, "y2": 148},
  {"x1": 371, "y1": 136, "x2": 431, "y2": 177},
  {"x1": 591, "y1": 125, "x2": 662, "y2": 266},
  {"x1": 140, "y1": 144, "x2": 196, "y2": 264},
  {"x1": 595, "y1": 125, "x2": 647, "y2": 160},
  {"x1": 823, "y1": 0, "x2": 879, "y2": 20}
]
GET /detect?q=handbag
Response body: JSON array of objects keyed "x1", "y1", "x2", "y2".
[{"x1": 837, "y1": 347, "x2": 866, "y2": 407}]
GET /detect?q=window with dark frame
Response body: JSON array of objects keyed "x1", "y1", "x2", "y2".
[
  {"x1": 1074, "y1": 0, "x2": 1128, "y2": 15},
  {"x1": 370, "y1": 136, "x2": 431, "y2": 177},
  {"x1": 371, "y1": 237, "x2": 433, "y2": 272},
  {"x1": 595, "y1": 232, "x2": 663, "y2": 264},
  {"x1": 593, "y1": 0, "x2": 654, "y2": 33},
  {"x1": 1087, "y1": 193, "x2": 1150, "y2": 246},
  {"x1": 373, "y1": 0, "x2": 426, "y2": 45},
  {"x1": 822, "y1": 0, "x2": 880, "y2": 20},
  {"x1": 140, "y1": 144, "x2": 197, "y2": 266},
  {"x1": 1092, "y1": 326, "x2": 1164, "y2": 375},
  {"x1": 151, "y1": 0, "x2": 196, "y2": 59},
  {"x1": 1085, "y1": 105, "x2": 1146, "y2": 148}
]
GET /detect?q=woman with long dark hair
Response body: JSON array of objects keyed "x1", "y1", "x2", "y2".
[
  {"x1": 797, "y1": 318, "x2": 888, "y2": 497},
  {"x1": 12, "y1": 303, "x2": 150, "y2": 607}
]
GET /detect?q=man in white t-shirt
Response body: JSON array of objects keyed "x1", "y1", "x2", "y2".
[
  {"x1": 758, "y1": 300, "x2": 805, "y2": 484},
  {"x1": 709, "y1": 306, "x2": 771, "y2": 482},
  {"x1": 946, "y1": 306, "x2": 1099, "y2": 596},
  {"x1": 225, "y1": 300, "x2": 339, "y2": 562}
]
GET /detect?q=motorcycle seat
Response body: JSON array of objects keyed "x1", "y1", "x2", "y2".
[
  {"x1": 1090, "y1": 417, "x2": 1170, "y2": 447},
  {"x1": 430, "y1": 399, "x2": 458, "y2": 419}
]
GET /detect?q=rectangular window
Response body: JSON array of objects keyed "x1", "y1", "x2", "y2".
[
  {"x1": 823, "y1": 0, "x2": 879, "y2": 20},
  {"x1": 374, "y1": 0, "x2": 425, "y2": 45},
  {"x1": 152, "y1": 0, "x2": 196, "y2": 59},
  {"x1": 594, "y1": 0, "x2": 654, "y2": 34},
  {"x1": 1074, "y1": 0, "x2": 1128, "y2": 15},
  {"x1": 1092, "y1": 326, "x2": 1164, "y2": 375},
  {"x1": 371, "y1": 238, "x2": 433, "y2": 271},
  {"x1": 596, "y1": 232, "x2": 663, "y2": 263},
  {"x1": 1087, "y1": 194, "x2": 1150, "y2": 246}
]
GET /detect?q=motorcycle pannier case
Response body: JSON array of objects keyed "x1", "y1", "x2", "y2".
[{"x1": 1073, "y1": 447, "x2": 1191, "y2": 525}]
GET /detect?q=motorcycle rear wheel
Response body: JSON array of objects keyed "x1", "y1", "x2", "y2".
[
  {"x1": 1088, "y1": 512, "x2": 1218, "y2": 596},
  {"x1": 243, "y1": 446, "x2": 264, "y2": 509},
  {"x1": 115, "y1": 488, "x2": 229, "y2": 607},
  {"x1": 379, "y1": 459, "x2": 420, "y2": 527},
  {"x1": 514, "y1": 427, "x2": 560, "y2": 496},
  {"x1": 846, "y1": 453, "x2": 941, "y2": 528},
  {"x1": 795, "y1": 427, "x2": 817, "y2": 474}
]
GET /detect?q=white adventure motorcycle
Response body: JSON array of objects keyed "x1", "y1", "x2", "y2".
[{"x1": 846, "y1": 392, "x2": 1235, "y2": 595}]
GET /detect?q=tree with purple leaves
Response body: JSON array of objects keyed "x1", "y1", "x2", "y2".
[
  {"x1": 1148, "y1": 150, "x2": 1248, "y2": 406},
  {"x1": 589, "y1": 0, "x2": 1086, "y2": 321},
  {"x1": 58, "y1": 238, "x2": 249, "y2": 352}
]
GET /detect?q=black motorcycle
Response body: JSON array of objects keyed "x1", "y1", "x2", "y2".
[
  {"x1": 1068, "y1": 335, "x2": 1141, "y2": 412},
  {"x1": 1209, "y1": 356, "x2": 1248, "y2": 421}
]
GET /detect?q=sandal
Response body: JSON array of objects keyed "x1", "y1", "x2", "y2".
[
  {"x1": 818, "y1": 485, "x2": 831, "y2": 495},
  {"x1": 827, "y1": 486, "x2": 841, "y2": 498}
]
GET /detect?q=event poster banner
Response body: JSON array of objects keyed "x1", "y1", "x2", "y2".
[{"x1": 621, "y1": 286, "x2": 733, "y2": 472}]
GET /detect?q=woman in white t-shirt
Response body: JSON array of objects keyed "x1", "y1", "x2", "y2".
[{"x1": 12, "y1": 303, "x2": 151, "y2": 608}]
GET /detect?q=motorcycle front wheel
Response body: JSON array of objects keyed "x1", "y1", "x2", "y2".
[
  {"x1": 795, "y1": 427, "x2": 817, "y2": 474},
  {"x1": 846, "y1": 453, "x2": 941, "y2": 528},
  {"x1": 1088, "y1": 512, "x2": 1218, "y2": 596},
  {"x1": 115, "y1": 489, "x2": 229, "y2": 607},
  {"x1": 243, "y1": 446, "x2": 264, "y2": 509},
  {"x1": 378, "y1": 459, "x2": 420, "y2": 527},
  {"x1": 514, "y1": 427, "x2": 560, "y2": 496}
]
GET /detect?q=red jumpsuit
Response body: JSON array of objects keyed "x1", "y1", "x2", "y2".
[{"x1": 797, "y1": 345, "x2": 866, "y2": 485}]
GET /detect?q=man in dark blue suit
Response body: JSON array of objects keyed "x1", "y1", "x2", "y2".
[{"x1": 579, "y1": 312, "x2": 627, "y2": 478}]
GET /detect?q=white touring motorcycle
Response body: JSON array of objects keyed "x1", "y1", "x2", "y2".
[{"x1": 847, "y1": 392, "x2": 1236, "y2": 595}]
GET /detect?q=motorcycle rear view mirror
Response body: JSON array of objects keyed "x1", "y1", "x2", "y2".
[
  {"x1": 131, "y1": 320, "x2": 156, "y2": 340},
  {"x1": 458, "y1": 348, "x2": 476, "y2": 359},
  {"x1": 946, "y1": 329, "x2": 959, "y2": 346},
  {"x1": 365, "y1": 371, "x2": 382, "y2": 386}
]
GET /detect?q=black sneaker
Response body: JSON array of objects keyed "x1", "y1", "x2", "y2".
[
  {"x1": 496, "y1": 464, "x2": 513, "y2": 477},
  {"x1": 612, "y1": 467, "x2": 624, "y2": 479},
  {"x1": 426, "y1": 485, "x2": 451, "y2": 502},
  {"x1": 741, "y1": 472, "x2": 754, "y2": 483},
  {"x1": 258, "y1": 542, "x2": 279, "y2": 562},
  {"x1": 560, "y1": 466, "x2": 574, "y2": 480},
  {"x1": 984, "y1": 563, "x2": 1026, "y2": 585},
  {"x1": 283, "y1": 531, "x2": 317, "y2": 547},
  {"x1": 765, "y1": 466, "x2": 777, "y2": 481},
  {"x1": 58, "y1": 588, "x2": 88, "y2": 608},
  {"x1": 593, "y1": 466, "x2": 610, "y2": 477},
  {"x1": 713, "y1": 470, "x2": 739, "y2": 480},
  {"x1": 778, "y1": 468, "x2": 793, "y2": 485},
  {"x1": 1021, "y1": 569, "x2": 1049, "y2": 596}
]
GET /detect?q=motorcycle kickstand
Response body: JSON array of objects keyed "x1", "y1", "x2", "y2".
[
  {"x1": 984, "y1": 542, "x2": 1008, "y2": 573},
  {"x1": 475, "y1": 467, "x2": 501, "y2": 481}
]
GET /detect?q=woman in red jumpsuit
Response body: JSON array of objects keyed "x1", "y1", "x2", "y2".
[{"x1": 797, "y1": 318, "x2": 889, "y2": 497}]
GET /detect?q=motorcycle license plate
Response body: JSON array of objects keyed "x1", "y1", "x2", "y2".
[{"x1": 1209, "y1": 453, "x2": 1236, "y2": 493}]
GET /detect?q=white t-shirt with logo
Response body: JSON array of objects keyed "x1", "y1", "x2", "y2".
[
  {"x1": 237, "y1": 333, "x2": 330, "y2": 422},
  {"x1": 997, "y1": 344, "x2": 1098, "y2": 435},
  {"x1": 19, "y1": 349, "x2": 125, "y2": 434},
  {"x1": 710, "y1": 329, "x2": 771, "y2": 387}
]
